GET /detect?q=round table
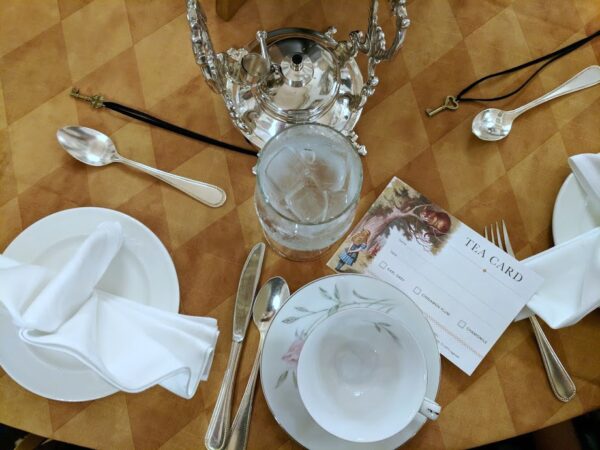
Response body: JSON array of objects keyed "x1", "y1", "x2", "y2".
[{"x1": 0, "y1": 0, "x2": 598, "y2": 448}]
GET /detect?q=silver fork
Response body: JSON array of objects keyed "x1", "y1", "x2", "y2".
[{"x1": 485, "y1": 221, "x2": 576, "y2": 402}]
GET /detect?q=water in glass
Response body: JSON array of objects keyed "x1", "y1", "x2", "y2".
[{"x1": 255, "y1": 124, "x2": 362, "y2": 260}]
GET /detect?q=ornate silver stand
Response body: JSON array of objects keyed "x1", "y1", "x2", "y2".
[{"x1": 186, "y1": 0, "x2": 409, "y2": 156}]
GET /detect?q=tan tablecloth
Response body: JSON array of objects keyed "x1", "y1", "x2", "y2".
[{"x1": 0, "y1": 0, "x2": 599, "y2": 449}]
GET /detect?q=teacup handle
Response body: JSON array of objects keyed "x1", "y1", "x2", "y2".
[{"x1": 419, "y1": 397, "x2": 441, "y2": 421}]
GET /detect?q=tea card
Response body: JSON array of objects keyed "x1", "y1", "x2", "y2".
[{"x1": 327, "y1": 177, "x2": 544, "y2": 375}]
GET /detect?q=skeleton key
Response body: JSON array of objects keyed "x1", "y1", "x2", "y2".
[{"x1": 426, "y1": 96, "x2": 459, "y2": 117}]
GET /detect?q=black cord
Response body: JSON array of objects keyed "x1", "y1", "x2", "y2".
[
  {"x1": 104, "y1": 101, "x2": 258, "y2": 157},
  {"x1": 456, "y1": 30, "x2": 600, "y2": 103}
]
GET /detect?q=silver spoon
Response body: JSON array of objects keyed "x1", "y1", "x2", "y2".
[
  {"x1": 225, "y1": 277, "x2": 290, "y2": 450},
  {"x1": 57, "y1": 126, "x2": 226, "y2": 207},
  {"x1": 472, "y1": 65, "x2": 600, "y2": 141}
]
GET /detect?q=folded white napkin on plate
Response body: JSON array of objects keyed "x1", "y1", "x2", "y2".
[
  {"x1": 520, "y1": 227, "x2": 600, "y2": 329},
  {"x1": 568, "y1": 153, "x2": 600, "y2": 212},
  {"x1": 0, "y1": 222, "x2": 219, "y2": 399}
]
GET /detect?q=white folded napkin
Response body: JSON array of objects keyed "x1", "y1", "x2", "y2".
[
  {"x1": 0, "y1": 222, "x2": 219, "y2": 399},
  {"x1": 568, "y1": 153, "x2": 600, "y2": 212},
  {"x1": 520, "y1": 227, "x2": 600, "y2": 328}
]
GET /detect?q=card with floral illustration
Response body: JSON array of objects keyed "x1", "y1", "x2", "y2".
[{"x1": 327, "y1": 177, "x2": 544, "y2": 375}]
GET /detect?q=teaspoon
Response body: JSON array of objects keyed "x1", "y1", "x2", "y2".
[
  {"x1": 472, "y1": 65, "x2": 600, "y2": 141},
  {"x1": 225, "y1": 277, "x2": 290, "y2": 450},
  {"x1": 57, "y1": 126, "x2": 226, "y2": 207}
]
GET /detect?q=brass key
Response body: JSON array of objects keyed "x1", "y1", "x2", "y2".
[
  {"x1": 70, "y1": 88, "x2": 105, "y2": 109},
  {"x1": 426, "y1": 96, "x2": 459, "y2": 117}
]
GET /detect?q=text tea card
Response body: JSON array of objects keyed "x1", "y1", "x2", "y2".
[{"x1": 327, "y1": 177, "x2": 544, "y2": 375}]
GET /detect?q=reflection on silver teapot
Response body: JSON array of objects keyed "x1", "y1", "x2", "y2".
[{"x1": 186, "y1": 0, "x2": 409, "y2": 156}]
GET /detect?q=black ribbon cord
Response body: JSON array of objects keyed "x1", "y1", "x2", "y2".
[
  {"x1": 426, "y1": 29, "x2": 600, "y2": 117},
  {"x1": 70, "y1": 88, "x2": 257, "y2": 157}
]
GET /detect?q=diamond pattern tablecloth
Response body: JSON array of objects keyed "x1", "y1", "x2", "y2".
[{"x1": 1, "y1": 1, "x2": 599, "y2": 449}]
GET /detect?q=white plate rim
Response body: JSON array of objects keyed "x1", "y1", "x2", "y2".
[
  {"x1": 0, "y1": 207, "x2": 179, "y2": 401},
  {"x1": 260, "y1": 273, "x2": 441, "y2": 450}
]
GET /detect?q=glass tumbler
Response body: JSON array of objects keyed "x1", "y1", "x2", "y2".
[{"x1": 254, "y1": 124, "x2": 363, "y2": 261}]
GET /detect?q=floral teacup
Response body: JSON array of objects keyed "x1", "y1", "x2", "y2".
[{"x1": 296, "y1": 307, "x2": 441, "y2": 443}]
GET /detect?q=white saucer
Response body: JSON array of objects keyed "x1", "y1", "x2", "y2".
[
  {"x1": 0, "y1": 207, "x2": 179, "y2": 401},
  {"x1": 260, "y1": 274, "x2": 441, "y2": 450},
  {"x1": 552, "y1": 173, "x2": 599, "y2": 244}
]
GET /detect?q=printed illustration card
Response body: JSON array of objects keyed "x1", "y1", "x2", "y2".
[{"x1": 327, "y1": 177, "x2": 544, "y2": 375}]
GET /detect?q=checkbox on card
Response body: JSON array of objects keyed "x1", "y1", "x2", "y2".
[
  {"x1": 378, "y1": 261, "x2": 387, "y2": 269},
  {"x1": 413, "y1": 286, "x2": 421, "y2": 295},
  {"x1": 458, "y1": 320, "x2": 466, "y2": 328}
]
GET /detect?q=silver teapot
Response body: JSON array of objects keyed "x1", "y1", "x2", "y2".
[{"x1": 186, "y1": 0, "x2": 409, "y2": 156}]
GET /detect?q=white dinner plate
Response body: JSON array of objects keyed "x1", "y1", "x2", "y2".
[
  {"x1": 552, "y1": 173, "x2": 599, "y2": 244},
  {"x1": 260, "y1": 274, "x2": 441, "y2": 450},
  {"x1": 0, "y1": 207, "x2": 179, "y2": 401}
]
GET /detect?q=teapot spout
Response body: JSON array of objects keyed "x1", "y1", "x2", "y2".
[
  {"x1": 187, "y1": 2, "x2": 272, "y2": 91},
  {"x1": 227, "y1": 31, "x2": 272, "y2": 87}
]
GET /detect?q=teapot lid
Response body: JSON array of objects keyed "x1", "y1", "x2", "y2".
[{"x1": 252, "y1": 29, "x2": 340, "y2": 123}]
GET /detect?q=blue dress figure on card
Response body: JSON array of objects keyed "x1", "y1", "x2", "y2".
[{"x1": 336, "y1": 229, "x2": 371, "y2": 271}]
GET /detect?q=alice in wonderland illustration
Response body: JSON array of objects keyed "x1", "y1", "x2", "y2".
[
  {"x1": 328, "y1": 177, "x2": 457, "y2": 273},
  {"x1": 335, "y1": 229, "x2": 371, "y2": 271}
]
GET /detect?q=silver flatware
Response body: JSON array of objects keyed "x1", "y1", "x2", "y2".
[
  {"x1": 226, "y1": 277, "x2": 290, "y2": 450},
  {"x1": 485, "y1": 221, "x2": 576, "y2": 402},
  {"x1": 56, "y1": 126, "x2": 226, "y2": 207},
  {"x1": 472, "y1": 65, "x2": 600, "y2": 141},
  {"x1": 205, "y1": 243, "x2": 266, "y2": 450}
]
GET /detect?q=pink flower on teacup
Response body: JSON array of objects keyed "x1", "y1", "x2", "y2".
[{"x1": 281, "y1": 338, "x2": 304, "y2": 368}]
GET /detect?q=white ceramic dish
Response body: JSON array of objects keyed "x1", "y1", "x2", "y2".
[
  {"x1": 552, "y1": 173, "x2": 598, "y2": 244},
  {"x1": 0, "y1": 207, "x2": 179, "y2": 401},
  {"x1": 260, "y1": 274, "x2": 441, "y2": 450}
]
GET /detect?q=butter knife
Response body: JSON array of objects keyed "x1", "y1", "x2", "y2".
[{"x1": 205, "y1": 243, "x2": 265, "y2": 450}]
